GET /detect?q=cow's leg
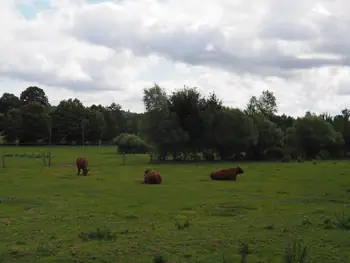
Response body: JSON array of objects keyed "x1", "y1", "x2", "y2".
[{"x1": 77, "y1": 168, "x2": 80, "y2": 175}]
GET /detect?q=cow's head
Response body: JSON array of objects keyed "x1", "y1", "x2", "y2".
[
  {"x1": 83, "y1": 168, "x2": 89, "y2": 176},
  {"x1": 144, "y1": 169, "x2": 151, "y2": 176},
  {"x1": 236, "y1": 166, "x2": 244, "y2": 174}
]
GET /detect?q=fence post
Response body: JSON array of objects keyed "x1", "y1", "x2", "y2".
[
  {"x1": 122, "y1": 152, "x2": 126, "y2": 165},
  {"x1": 48, "y1": 152, "x2": 52, "y2": 167},
  {"x1": 2, "y1": 154, "x2": 5, "y2": 168},
  {"x1": 42, "y1": 152, "x2": 47, "y2": 166}
]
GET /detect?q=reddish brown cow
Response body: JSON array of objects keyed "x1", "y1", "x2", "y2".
[
  {"x1": 210, "y1": 166, "x2": 244, "y2": 181},
  {"x1": 76, "y1": 157, "x2": 89, "y2": 176},
  {"x1": 144, "y1": 169, "x2": 162, "y2": 184}
]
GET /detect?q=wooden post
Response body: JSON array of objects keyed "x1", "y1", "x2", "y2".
[
  {"x1": 122, "y1": 152, "x2": 126, "y2": 165},
  {"x1": 2, "y1": 154, "x2": 5, "y2": 168},
  {"x1": 42, "y1": 152, "x2": 47, "y2": 166},
  {"x1": 81, "y1": 119, "x2": 85, "y2": 147},
  {"x1": 48, "y1": 152, "x2": 52, "y2": 167},
  {"x1": 48, "y1": 117, "x2": 52, "y2": 145}
]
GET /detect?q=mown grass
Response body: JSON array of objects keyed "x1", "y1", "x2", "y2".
[{"x1": 0, "y1": 146, "x2": 349, "y2": 262}]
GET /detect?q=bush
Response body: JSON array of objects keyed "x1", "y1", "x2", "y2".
[
  {"x1": 281, "y1": 155, "x2": 292, "y2": 163},
  {"x1": 203, "y1": 149, "x2": 215, "y2": 161},
  {"x1": 317, "y1": 150, "x2": 330, "y2": 160},
  {"x1": 114, "y1": 133, "x2": 151, "y2": 154},
  {"x1": 265, "y1": 147, "x2": 285, "y2": 160}
]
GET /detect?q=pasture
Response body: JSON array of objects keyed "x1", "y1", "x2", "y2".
[{"x1": 0, "y1": 146, "x2": 349, "y2": 263}]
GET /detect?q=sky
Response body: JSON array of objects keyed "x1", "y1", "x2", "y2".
[{"x1": 1, "y1": 0, "x2": 350, "y2": 116}]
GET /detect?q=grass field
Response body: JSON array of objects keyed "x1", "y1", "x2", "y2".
[{"x1": 0, "y1": 146, "x2": 349, "y2": 263}]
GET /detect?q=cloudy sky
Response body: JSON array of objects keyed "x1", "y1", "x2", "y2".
[{"x1": 1, "y1": 0, "x2": 349, "y2": 116}]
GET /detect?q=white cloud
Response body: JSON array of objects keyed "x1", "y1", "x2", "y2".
[{"x1": 0, "y1": 0, "x2": 350, "y2": 116}]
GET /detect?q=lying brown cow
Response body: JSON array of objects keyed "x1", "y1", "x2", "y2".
[
  {"x1": 210, "y1": 166, "x2": 244, "y2": 181},
  {"x1": 144, "y1": 169, "x2": 162, "y2": 184},
  {"x1": 76, "y1": 157, "x2": 89, "y2": 176}
]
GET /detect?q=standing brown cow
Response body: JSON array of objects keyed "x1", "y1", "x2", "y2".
[
  {"x1": 144, "y1": 169, "x2": 162, "y2": 184},
  {"x1": 210, "y1": 166, "x2": 244, "y2": 181},
  {"x1": 76, "y1": 157, "x2": 89, "y2": 176}
]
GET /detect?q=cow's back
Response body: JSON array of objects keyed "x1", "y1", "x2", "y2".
[
  {"x1": 144, "y1": 169, "x2": 162, "y2": 184},
  {"x1": 76, "y1": 157, "x2": 88, "y2": 168},
  {"x1": 210, "y1": 168, "x2": 238, "y2": 180}
]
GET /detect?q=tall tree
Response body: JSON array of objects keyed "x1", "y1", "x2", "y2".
[
  {"x1": 245, "y1": 90, "x2": 278, "y2": 118},
  {"x1": 142, "y1": 84, "x2": 171, "y2": 150},
  {"x1": 211, "y1": 107, "x2": 258, "y2": 160},
  {"x1": 168, "y1": 86, "x2": 206, "y2": 153},
  {"x1": 20, "y1": 86, "x2": 49, "y2": 106},
  {"x1": 3, "y1": 108, "x2": 22, "y2": 142},
  {"x1": 0, "y1": 93, "x2": 21, "y2": 114},
  {"x1": 20, "y1": 102, "x2": 49, "y2": 143},
  {"x1": 50, "y1": 98, "x2": 87, "y2": 144},
  {"x1": 292, "y1": 115, "x2": 339, "y2": 158}
]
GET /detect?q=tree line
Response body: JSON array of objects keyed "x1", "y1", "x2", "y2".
[
  {"x1": 1, "y1": 85, "x2": 349, "y2": 161},
  {"x1": 0, "y1": 86, "x2": 141, "y2": 146}
]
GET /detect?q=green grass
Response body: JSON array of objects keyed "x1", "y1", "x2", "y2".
[{"x1": 0, "y1": 146, "x2": 349, "y2": 263}]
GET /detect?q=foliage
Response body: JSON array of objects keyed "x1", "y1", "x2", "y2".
[
  {"x1": 0, "y1": 87, "x2": 138, "y2": 145},
  {"x1": 0, "y1": 84, "x2": 349, "y2": 160},
  {"x1": 114, "y1": 133, "x2": 151, "y2": 154}
]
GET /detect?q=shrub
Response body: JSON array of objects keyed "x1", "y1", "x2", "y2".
[
  {"x1": 265, "y1": 147, "x2": 285, "y2": 159},
  {"x1": 203, "y1": 149, "x2": 216, "y2": 161},
  {"x1": 281, "y1": 155, "x2": 292, "y2": 163},
  {"x1": 114, "y1": 133, "x2": 152, "y2": 154}
]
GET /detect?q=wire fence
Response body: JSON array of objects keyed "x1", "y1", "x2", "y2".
[
  {"x1": 1, "y1": 151, "x2": 53, "y2": 168},
  {"x1": 0, "y1": 146, "x2": 157, "y2": 169}
]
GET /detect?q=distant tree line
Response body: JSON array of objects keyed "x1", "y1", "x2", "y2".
[
  {"x1": 0, "y1": 86, "x2": 142, "y2": 147},
  {"x1": 1, "y1": 85, "x2": 350, "y2": 161}
]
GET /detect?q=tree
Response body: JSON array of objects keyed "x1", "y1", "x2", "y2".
[
  {"x1": 332, "y1": 109, "x2": 350, "y2": 156},
  {"x1": 0, "y1": 113, "x2": 4, "y2": 134},
  {"x1": 250, "y1": 115, "x2": 284, "y2": 159},
  {"x1": 210, "y1": 107, "x2": 258, "y2": 160},
  {"x1": 20, "y1": 86, "x2": 49, "y2": 106},
  {"x1": 50, "y1": 99, "x2": 87, "y2": 144},
  {"x1": 143, "y1": 83, "x2": 168, "y2": 112},
  {"x1": 114, "y1": 133, "x2": 151, "y2": 154},
  {"x1": 103, "y1": 103, "x2": 126, "y2": 141},
  {"x1": 168, "y1": 86, "x2": 206, "y2": 153},
  {"x1": 86, "y1": 109, "x2": 106, "y2": 143},
  {"x1": 20, "y1": 102, "x2": 49, "y2": 143},
  {"x1": 3, "y1": 108, "x2": 22, "y2": 142},
  {"x1": 245, "y1": 96, "x2": 259, "y2": 116},
  {"x1": 245, "y1": 90, "x2": 278, "y2": 118},
  {"x1": 0, "y1": 93, "x2": 21, "y2": 114},
  {"x1": 1, "y1": 84, "x2": 350, "y2": 162},
  {"x1": 142, "y1": 84, "x2": 171, "y2": 152},
  {"x1": 270, "y1": 114, "x2": 294, "y2": 131},
  {"x1": 292, "y1": 115, "x2": 339, "y2": 158}
]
